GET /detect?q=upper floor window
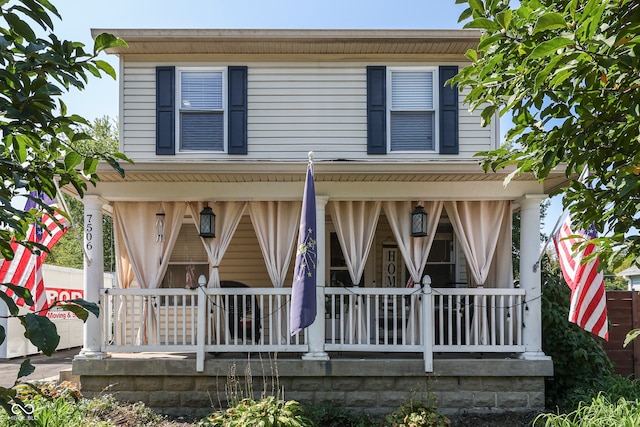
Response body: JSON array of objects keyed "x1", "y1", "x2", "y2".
[
  {"x1": 178, "y1": 69, "x2": 226, "y2": 152},
  {"x1": 156, "y1": 66, "x2": 247, "y2": 156},
  {"x1": 389, "y1": 68, "x2": 437, "y2": 152}
]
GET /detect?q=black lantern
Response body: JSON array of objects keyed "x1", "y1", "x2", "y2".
[
  {"x1": 411, "y1": 205, "x2": 428, "y2": 237},
  {"x1": 199, "y1": 205, "x2": 216, "y2": 238}
]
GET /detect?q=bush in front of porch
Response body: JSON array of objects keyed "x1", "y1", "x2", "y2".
[{"x1": 541, "y1": 258, "x2": 615, "y2": 410}]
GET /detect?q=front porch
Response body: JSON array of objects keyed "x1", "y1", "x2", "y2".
[{"x1": 72, "y1": 178, "x2": 553, "y2": 414}]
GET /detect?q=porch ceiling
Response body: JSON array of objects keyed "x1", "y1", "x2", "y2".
[
  {"x1": 93, "y1": 161, "x2": 570, "y2": 194},
  {"x1": 91, "y1": 29, "x2": 481, "y2": 58}
]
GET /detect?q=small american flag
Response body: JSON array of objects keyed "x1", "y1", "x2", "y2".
[
  {"x1": 0, "y1": 192, "x2": 69, "y2": 313},
  {"x1": 553, "y1": 214, "x2": 608, "y2": 340}
]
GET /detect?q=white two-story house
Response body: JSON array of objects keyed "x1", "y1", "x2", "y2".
[{"x1": 71, "y1": 29, "x2": 560, "y2": 416}]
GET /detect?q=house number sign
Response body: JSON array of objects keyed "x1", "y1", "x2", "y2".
[
  {"x1": 85, "y1": 213, "x2": 93, "y2": 251},
  {"x1": 382, "y1": 245, "x2": 397, "y2": 287}
]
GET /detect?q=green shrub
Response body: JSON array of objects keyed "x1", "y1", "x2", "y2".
[
  {"x1": 305, "y1": 400, "x2": 381, "y2": 427},
  {"x1": 201, "y1": 396, "x2": 312, "y2": 427},
  {"x1": 534, "y1": 393, "x2": 640, "y2": 426},
  {"x1": 541, "y1": 259, "x2": 614, "y2": 410},
  {"x1": 385, "y1": 400, "x2": 450, "y2": 427}
]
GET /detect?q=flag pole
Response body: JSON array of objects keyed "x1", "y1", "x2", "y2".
[{"x1": 532, "y1": 167, "x2": 589, "y2": 273}]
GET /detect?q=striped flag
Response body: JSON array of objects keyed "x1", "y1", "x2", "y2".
[
  {"x1": 0, "y1": 192, "x2": 69, "y2": 313},
  {"x1": 553, "y1": 214, "x2": 608, "y2": 340},
  {"x1": 290, "y1": 158, "x2": 317, "y2": 336}
]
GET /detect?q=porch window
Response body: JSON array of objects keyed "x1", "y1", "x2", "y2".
[
  {"x1": 161, "y1": 223, "x2": 209, "y2": 289},
  {"x1": 420, "y1": 224, "x2": 457, "y2": 287},
  {"x1": 329, "y1": 232, "x2": 364, "y2": 288},
  {"x1": 389, "y1": 68, "x2": 436, "y2": 152},
  {"x1": 178, "y1": 68, "x2": 225, "y2": 152}
]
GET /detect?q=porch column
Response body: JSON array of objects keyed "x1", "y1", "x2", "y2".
[
  {"x1": 76, "y1": 195, "x2": 109, "y2": 360},
  {"x1": 519, "y1": 194, "x2": 548, "y2": 360},
  {"x1": 302, "y1": 195, "x2": 329, "y2": 361}
]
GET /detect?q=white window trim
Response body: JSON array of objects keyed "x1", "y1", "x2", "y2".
[
  {"x1": 387, "y1": 66, "x2": 439, "y2": 153},
  {"x1": 175, "y1": 66, "x2": 228, "y2": 153}
]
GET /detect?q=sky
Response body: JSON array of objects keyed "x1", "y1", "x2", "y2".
[{"x1": 48, "y1": 0, "x2": 561, "y2": 236}]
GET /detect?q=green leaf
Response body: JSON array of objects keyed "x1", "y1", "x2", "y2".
[
  {"x1": 465, "y1": 49, "x2": 478, "y2": 62},
  {"x1": 4, "y1": 12, "x2": 36, "y2": 42},
  {"x1": 65, "y1": 298, "x2": 100, "y2": 319},
  {"x1": 624, "y1": 328, "x2": 640, "y2": 347},
  {"x1": 17, "y1": 359, "x2": 35, "y2": 380},
  {"x1": 496, "y1": 9, "x2": 512, "y2": 30},
  {"x1": 465, "y1": 17, "x2": 501, "y2": 32},
  {"x1": 64, "y1": 151, "x2": 82, "y2": 171},
  {"x1": 468, "y1": 0, "x2": 484, "y2": 14},
  {"x1": 94, "y1": 59, "x2": 116, "y2": 79},
  {"x1": 1, "y1": 283, "x2": 34, "y2": 307},
  {"x1": 532, "y1": 13, "x2": 567, "y2": 34},
  {"x1": 20, "y1": 313, "x2": 59, "y2": 356},
  {"x1": 93, "y1": 33, "x2": 128, "y2": 55},
  {"x1": 528, "y1": 37, "x2": 574, "y2": 59}
]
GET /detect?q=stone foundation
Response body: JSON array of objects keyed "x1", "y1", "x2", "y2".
[{"x1": 73, "y1": 354, "x2": 552, "y2": 417}]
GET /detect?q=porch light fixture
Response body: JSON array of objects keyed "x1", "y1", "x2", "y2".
[
  {"x1": 411, "y1": 205, "x2": 428, "y2": 237},
  {"x1": 155, "y1": 209, "x2": 166, "y2": 242},
  {"x1": 199, "y1": 204, "x2": 216, "y2": 238}
]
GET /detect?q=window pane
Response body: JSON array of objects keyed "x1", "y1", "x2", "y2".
[
  {"x1": 391, "y1": 71, "x2": 433, "y2": 110},
  {"x1": 390, "y1": 111, "x2": 434, "y2": 151},
  {"x1": 181, "y1": 112, "x2": 224, "y2": 151},
  {"x1": 181, "y1": 72, "x2": 223, "y2": 110}
]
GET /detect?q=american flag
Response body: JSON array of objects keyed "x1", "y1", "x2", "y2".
[
  {"x1": 0, "y1": 192, "x2": 69, "y2": 313},
  {"x1": 553, "y1": 214, "x2": 608, "y2": 340}
]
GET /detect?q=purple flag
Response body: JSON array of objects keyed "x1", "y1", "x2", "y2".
[{"x1": 290, "y1": 160, "x2": 317, "y2": 336}]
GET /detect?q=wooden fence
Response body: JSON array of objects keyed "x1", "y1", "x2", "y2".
[{"x1": 603, "y1": 291, "x2": 640, "y2": 378}]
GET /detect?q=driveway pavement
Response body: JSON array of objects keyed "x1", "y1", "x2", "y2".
[{"x1": 0, "y1": 347, "x2": 79, "y2": 388}]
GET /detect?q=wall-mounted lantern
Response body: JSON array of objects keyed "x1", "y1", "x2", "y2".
[
  {"x1": 411, "y1": 205, "x2": 428, "y2": 237},
  {"x1": 199, "y1": 205, "x2": 216, "y2": 238}
]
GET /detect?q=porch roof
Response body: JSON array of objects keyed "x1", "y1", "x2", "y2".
[{"x1": 92, "y1": 160, "x2": 571, "y2": 194}]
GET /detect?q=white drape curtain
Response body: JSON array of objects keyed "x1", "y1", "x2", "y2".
[
  {"x1": 248, "y1": 201, "x2": 301, "y2": 344},
  {"x1": 113, "y1": 202, "x2": 186, "y2": 344},
  {"x1": 188, "y1": 201, "x2": 246, "y2": 345},
  {"x1": 114, "y1": 223, "x2": 134, "y2": 289},
  {"x1": 383, "y1": 201, "x2": 442, "y2": 344},
  {"x1": 328, "y1": 201, "x2": 381, "y2": 344},
  {"x1": 248, "y1": 201, "x2": 301, "y2": 288},
  {"x1": 188, "y1": 201, "x2": 247, "y2": 288},
  {"x1": 382, "y1": 201, "x2": 444, "y2": 283},
  {"x1": 443, "y1": 200, "x2": 510, "y2": 287},
  {"x1": 443, "y1": 200, "x2": 512, "y2": 345},
  {"x1": 328, "y1": 201, "x2": 381, "y2": 285}
]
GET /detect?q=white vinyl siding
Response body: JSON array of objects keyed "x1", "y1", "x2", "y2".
[
  {"x1": 389, "y1": 70, "x2": 435, "y2": 151},
  {"x1": 120, "y1": 61, "x2": 495, "y2": 161},
  {"x1": 178, "y1": 69, "x2": 225, "y2": 152}
]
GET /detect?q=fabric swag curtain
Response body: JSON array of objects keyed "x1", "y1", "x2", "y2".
[
  {"x1": 113, "y1": 201, "x2": 186, "y2": 344},
  {"x1": 249, "y1": 201, "x2": 301, "y2": 343}
]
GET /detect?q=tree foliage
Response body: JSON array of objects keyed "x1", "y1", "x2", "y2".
[
  {"x1": 0, "y1": 0, "x2": 129, "y2": 408},
  {"x1": 0, "y1": 0, "x2": 127, "y2": 259},
  {"x1": 453, "y1": 0, "x2": 640, "y2": 270},
  {"x1": 48, "y1": 116, "x2": 118, "y2": 271}
]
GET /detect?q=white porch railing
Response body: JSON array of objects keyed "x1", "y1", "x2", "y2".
[{"x1": 100, "y1": 286, "x2": 526, "y2": 370}]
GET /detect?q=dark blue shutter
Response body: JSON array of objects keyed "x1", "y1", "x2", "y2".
[
  {"x1": 367, "y1": 66, "x2": 387, "y2": 154},
  {"x1": 156, "y1": 66, "x2": 175, "y2": 155},
  {"x1": 228, "y1": 66, "x2": 248, "y2": 155},
  {"x1": 439, "y1": 66, "x2": 458, "y2": 155}
]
